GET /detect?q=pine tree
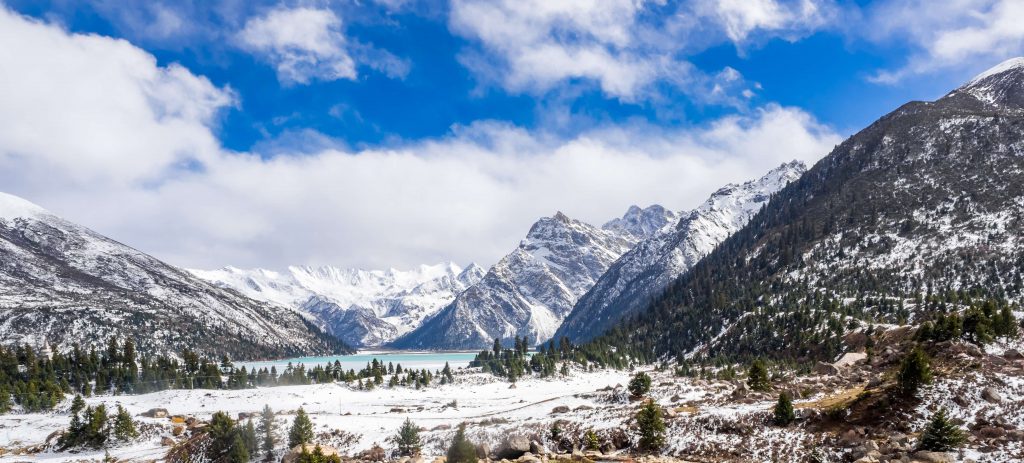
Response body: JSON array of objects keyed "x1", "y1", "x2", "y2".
[
  {"x1": 583, "y1": 429, "x2": 600, "y2": 450},
  {"x1": 289, "y1": 407, "x2": 315, "y2": 448},
  {"x1": 392, "y1": 417, "x2": 421, "y2": 456},
  {"x1": 0, "y1": 387, "x2": 11, "y2": 414},
  {"x1": 208, "y1": 411, "x2": 238, "y2": 460},
  {"x1": 242, "y1": 420, "x2": 259, "y2": 457},
  {"x1": 112, "y1": 405, "x2": 138, "y2": 441},
  {"x1": 747, "y1": 359, "x2": 770, "y2": 391},
  {"x1": 446, "y1": 423, "x2": 477, "y2": 463},
  {"x1": 228, "y1": 434, "x2": 251, "y2": 463},
  {"x1": 628, "y1": 372, "x2": 652, "y2": 398},
  {"x1": 917, "y1": 408, "x2": 966, "y2": 452},
  {"x1": 897, "y1": 347, "x2": 933, "y2": 396},
  {"x1": 773, "y1": 392, "x2": 795, "y2": 426},
  {"x1": 259, "y1": 404, "x2": 277, "y2": 459},
  {"x1": 70, "y1": 394, "x2": 86, "y2": 415},
  {"x1": 635, "y1": 399, "x2": 665, "y2": 453}
]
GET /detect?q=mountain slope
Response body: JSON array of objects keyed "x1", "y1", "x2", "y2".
[
  {"x1": 589, "y1": 57, "x2": 1024, "y2": 363},
  {"x1": 555, "y1": 161, "x2": 805, "y2": 343},
  {"x1": 0, "y1": 192, "x2": 350, "y2": 359},
  {"x1": 392, "y1": 211, "x2": 642, "y2": 350},
  {"x1": 191, "y1": 263, "x2": 485, "y2": 347}
]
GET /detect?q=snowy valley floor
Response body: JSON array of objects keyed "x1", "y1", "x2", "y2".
[{"x1": 3, "y1": 339, "x2": 1024, "y2": 463}]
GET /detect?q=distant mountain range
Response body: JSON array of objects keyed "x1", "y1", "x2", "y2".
[
  {"x1": 0, "y1": 192, "x2": 349, "y2": 359},
  {"x1": 190, "y1": 263, "x2": 484, "y2": 347},
  {"x1": 185, "y1": 163, "x2": 803, "y2": 351}
]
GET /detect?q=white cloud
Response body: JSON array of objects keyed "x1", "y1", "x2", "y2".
[
  {"x1": 0, "y1": 8, "x2": 233, "y2": 188},
  {"x1": 0, "y1": 6, "x2": 842, "y2": 271},
  {"x1": 236, "y1": 7, "x2": 357, "y2": 85},
  {"x1": 698, "y1": 0, "x2": 834, "y2": 43},
  {"x1": 863, "y1": 0, "x2": 1024, "y2": 83},
  {"x1": 448, "y1": 0, "x2": 834, "y2": 101}
]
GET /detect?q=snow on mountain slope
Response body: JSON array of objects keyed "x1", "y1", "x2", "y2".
[
  {"x1": 951, "y1": 57, "x2": 1024, "y2": 110},
  {"x1": 602, "y1": 205, "x2": 679, "y2": 240},
  {"x1": 392, "y1": 211, "x2": 638, "y2": 350},
  {"x1": 0, "y1": 191, "x2": 350, "y2": 359},
  {"x1": 191, "y1": 262, "x2": 485, "y2": 347},
  {"x1": 600, "y1": 57, "x2": 1024, "y2": 362},
  {"x1": 554, "y1": 162, "x2": 806, "y2": 343}
]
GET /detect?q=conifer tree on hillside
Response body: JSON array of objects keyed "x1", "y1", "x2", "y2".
[
  {"x1": 747, "y1": 359, "x2": 770, "y2": 391},
  {"x1": 917, "y1": 408, "x2": 966, "y2": 452},
  {"x1": 242, "y1": 420, "x2": 258, "y2": 457},
  {"x1": 446, "y1": 423, "x2": 477, "y2": 463},
  {"x1": 259, "y1": 404, "x2": 277, "y2": 459},
  {"x1": 636, "y1": 399, "x2": 665, "y2": 453},
  {"x1": 289, "y1": 408, "x2": 315, "y2": 448},
  {"x1": 897, "y1": 347, "x2": 933, "y2": 396},
  {"x1": 773, "y1": 392, "x2": 795, "y2": 426},
  {"x1": 0, "y1": 387, "x2": 11, "y2": 414},
  {"x1": 228, "y1": 434, "x2": 250, "y2": 463},
  {"x1": 112, "y1": 405, "x2": 138, "y2": 441},
  {"x1": 392, "y1": 417, "x2": 422, "y2": 456},
  {"x1": 583, "y1": 429, "x2": 600, "y2": 450},
  {"x1": 628, "y1": 372, "x2": 652, "y2": 398}
]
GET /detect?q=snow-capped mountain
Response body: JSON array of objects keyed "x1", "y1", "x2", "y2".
[
  {"x1": 0, "y1": 192, "x2": 349, "y2": 359},
  {"x1": 602, "y1": 204, "x2": 680, "y2": 240},
  {"x1": 191, "y1": 262, "x2": 485, "y2": 347},
  {"x1": 392, "y1": 211, "x2": 644, "y2": 350},
  {"x1": 597, "y1": 57, "x2": 1024, "y2": 362},
  {"x1": 554, "y1": 161, "x2": 806, "y2": 343}
]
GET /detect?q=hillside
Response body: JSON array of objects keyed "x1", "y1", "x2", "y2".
[
  {"x1": 0, "y1": 192, "x2": 350, "y2": 359},
  {"x1": 555, "y1": 161, "x2": 805, "y2": 343},
  {"x1": 588, "y1": 58, "x2": 1024, "y2": 363}
]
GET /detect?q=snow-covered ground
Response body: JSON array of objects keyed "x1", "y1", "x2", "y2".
[{"x1": 0, "y1": 369, "x2": 632, "y2": 462}]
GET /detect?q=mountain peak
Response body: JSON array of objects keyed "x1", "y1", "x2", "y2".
[
  {"x1": 948, "y1": 57, "x2": 1024, "y2": 109},
  {"x1": 0, "y1": 191, "x2": 49, "y2": 220},
  {"x1": 602, "y1": 204, "x2": 678, "y2": 240},
  {"x1": 966, "y1": 57, "x2": 1024, "y2": 87}
]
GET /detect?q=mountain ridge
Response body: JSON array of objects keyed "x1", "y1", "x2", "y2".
[{"x1": 0, "y1": 191, "x2": 350, "y2": 359}]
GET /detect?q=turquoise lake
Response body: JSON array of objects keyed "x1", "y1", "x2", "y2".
[{"x1": 237, "y1": 351, "x2": 478, "y2": 373}]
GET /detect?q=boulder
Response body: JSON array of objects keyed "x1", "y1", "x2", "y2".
[
  {"x1": 834, "y1": 352, "x2": 867, "y2": 369},
  {"x1": 608, "y1": 428, "x2": 631, "y2": 449},
  {"x1": 813, "y1": 362, "x2": 840, "y2": 376},
  {"x1": 1004, "y1": 348, "x2": 1023, "y2": 359},
  {"x1": 975, "y1": 426, "x2": 1006, "y2": 439},
  {"x1": 161, "y1": 436, "x2": 175, "y2": 447},
  {"x1": 529, "y1": 440, "x2": 545, "y2": 455},
  {"x1": 282, "y1": 444, "x2": 341, "y2": 463},
  {"x1": 839, "y1": 429, "x2": 863, "y2": 447},
  {"x1": 476, "y1": 443, "x2": 490, "y2": 459},
  {"x1": 142, "y1": 408, "x2": 169, "y2": 418},
  {"x1": 550, "y1": 405, "x2": 570, "y2": 414},
  {"x1": 600, "y1": 442, "x2": 616, "y2": 454},
  {"x1": 912, "y1": 451, "x2": 954, "y2": 463},
  {"x1": 495, "y1": 435, "x2": 532, "y2": 459},
  {"x1": 516, "y1": 454, "x2": 540, "y2": 463},
  {"x1": 981, "y1": 387, "x2": 1003, "y2": 404}
]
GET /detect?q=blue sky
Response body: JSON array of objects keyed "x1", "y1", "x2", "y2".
[
  {"x1": 6, "y1": 0, "x2": 995, "y2": 150},
  {"x1": 1, "y1": 0, "x2": 1021, "y2": 269}
]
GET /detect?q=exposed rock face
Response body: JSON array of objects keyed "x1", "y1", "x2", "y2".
[
  {"x1": 0, "y1": 192, "x2": 349, "y2": 359},
  {"x1": 393, "y1": 211, "x2": 638, "y2": 350}
]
